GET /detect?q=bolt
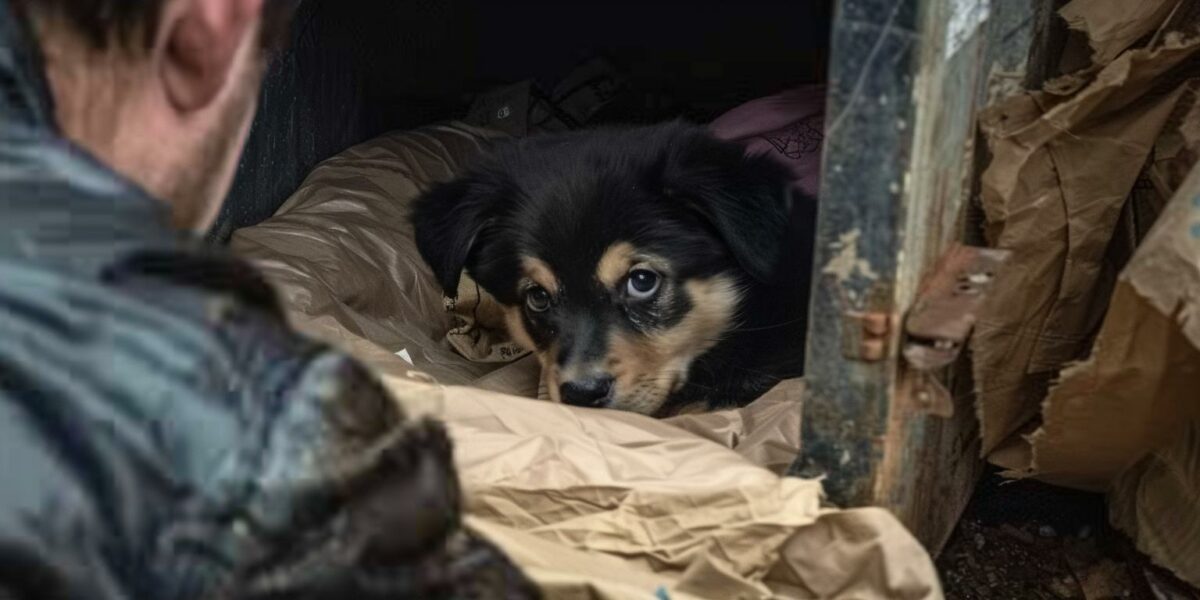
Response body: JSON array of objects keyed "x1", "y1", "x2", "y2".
[
  {"x1": 862, "y1": 313, "x2": 890, "y2": 336},
  {"x1": 860, "y1": 339, "x2": 886, "y2": 361}
]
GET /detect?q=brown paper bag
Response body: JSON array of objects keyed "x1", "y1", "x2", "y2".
[
  {"x1": 974, "y1": 33, "x2": 1200, "y2": 454},
  {"x1": 1011, "y1": 159, "x2": 1200, "y2": 585},
  {"x1": 232, "y1": 121, "x2": 945, "y2": 599},
  {"x1": 385, "y1": 378, "x2": 942, "y2": 600}
]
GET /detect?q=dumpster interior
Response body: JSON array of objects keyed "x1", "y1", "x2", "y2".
[
  {"x1": 209, "y1": 0, "x2": 834, "y2": 242},
  {"x1": 217, "y1": 0, "x2": 1200, "y2": 598}
]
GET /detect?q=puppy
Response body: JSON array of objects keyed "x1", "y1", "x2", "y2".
[{"x1": 412, "y1": 121, "x2": 816, "y2": 416}]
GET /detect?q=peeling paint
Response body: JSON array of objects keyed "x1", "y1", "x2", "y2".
[
  {"x1": 823, "y1": 228, "x2": 881, "y2": 282},
  {"x1": 944, "y1": 0, "x2": 990, "y2": 60}
]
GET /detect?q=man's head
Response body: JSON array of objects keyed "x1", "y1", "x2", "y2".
[{"x1": 13, "y1": 0, "x2": 292, "y2": 232}]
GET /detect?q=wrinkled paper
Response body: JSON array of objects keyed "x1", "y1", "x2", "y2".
[
  {"x1": 975, "y1": 2, "x2": 1200, "y2": 585},
  {"x1": 232, "y1": 123, "x2": 943, "y2": 598}
]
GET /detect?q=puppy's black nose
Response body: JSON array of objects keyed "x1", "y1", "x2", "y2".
[{"x1": 560, "y1": 376, "x2": 614, "y2": 408}]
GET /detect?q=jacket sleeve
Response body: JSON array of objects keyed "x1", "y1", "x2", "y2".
[{"x1": 0, "y1": 256, "x2": 537, "y2": 600}]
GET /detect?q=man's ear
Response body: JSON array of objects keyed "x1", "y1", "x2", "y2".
[
  {"x1": 661, "y1": 127, "x2": 802, "y2": 282},
  {"x1": 411, "y1": 171, "x2": 507, "y2": 297},
  {"x1": 159, "y1": 0, "x2": 265, "y2": 111}
]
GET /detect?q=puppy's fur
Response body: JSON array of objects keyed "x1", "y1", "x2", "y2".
[{"x1": 412, "y1": 122, "x2": 816, "y2": 416}]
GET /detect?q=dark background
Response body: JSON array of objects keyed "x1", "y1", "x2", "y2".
[{"x1": 209, "y1": 0, "x2": 834, "y2": 242}]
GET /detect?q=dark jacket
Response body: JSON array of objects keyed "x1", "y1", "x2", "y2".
[{"x1": 0, "y1": 3, "x2": 535, "y2": 598}]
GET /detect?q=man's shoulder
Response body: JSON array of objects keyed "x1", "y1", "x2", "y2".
[
  {"x1": 0, "y1": 214, "x2": 409, "y2": 599},
  {"x1": 0, "y1": 239, "x2": 399, "y2": 508},
  {"x1": 0, "y1": 124, "x2": 380, "y2": 416},
  {"x1": 0, "y1": 242, "x2": 342, "y2": 395},
  {"x1": 0, "y1": 128, "x2": 302, "y2": 382}
]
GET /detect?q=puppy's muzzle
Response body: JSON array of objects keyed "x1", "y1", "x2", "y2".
[{"x1": 559, "y1": 374, "x2": 614, "y2": 408}]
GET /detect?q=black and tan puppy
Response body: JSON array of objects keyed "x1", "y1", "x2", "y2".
[{"x1": 412, "y1": 121, "x2": 816, "y2": 416}]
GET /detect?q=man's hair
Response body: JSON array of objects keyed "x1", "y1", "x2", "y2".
[{"x1": 12, "y1": 0, "x2": 294, "y2": 52}]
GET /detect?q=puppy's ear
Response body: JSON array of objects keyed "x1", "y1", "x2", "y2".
[
  {"x1": 411, "y1": 172, "x2": 505, "y2": 297},
  {"x1": 662, "y1": 128, "x2": 801, "y2": 282}
]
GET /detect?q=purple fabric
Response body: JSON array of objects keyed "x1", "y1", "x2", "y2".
[{"x1": 709, "y1": 85, "x2": 826, "y2": 198}]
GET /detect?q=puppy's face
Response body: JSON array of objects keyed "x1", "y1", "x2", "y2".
[
  {"x1": 413, "y1": 123, "x2": 794, "y2": 415},
  {"x1": 498, "y1": 227, "x2": 743, "y2": 415}
]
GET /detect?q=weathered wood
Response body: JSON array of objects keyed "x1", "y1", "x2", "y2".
[{"x1": 794, "y1": 0, "x2": 1049, "y2": 554}]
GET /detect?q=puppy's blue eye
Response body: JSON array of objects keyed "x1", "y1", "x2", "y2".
[
  {"x1": 525, "y1": 286, "x2": 552, "y2": 312},
  {"x1": 626, "y1": 269, "x2": 660, "y2": 299}
]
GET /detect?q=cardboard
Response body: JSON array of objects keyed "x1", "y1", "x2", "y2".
[
  {"x1": 975, "y1": 2, "x2": 1200, "y2": 584},
  {"x1": 973, "y1": 31, "x2": 1200, "y2": 454},
  {"x1": 231, "y1": 124, "x2": 943, "y2": 598},
  {"x1": 1109, "y1": 420, "x2": 1200, "y2": 587},
  {"x1": 1060, "y1": 0, "x2": 1179, "y2": 67},
  {"x1": 1023, "y1": 162, "x2": 1200, "y2": 585}
]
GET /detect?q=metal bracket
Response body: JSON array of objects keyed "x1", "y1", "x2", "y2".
[
  {"x1": 900, "y1": 243, "x2": 1011, "y2": 416},
  {"x1": 841, "y1": 310, "x2": 894, "y2": 362}
]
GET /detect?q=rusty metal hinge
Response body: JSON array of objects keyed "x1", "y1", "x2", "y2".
[
  {"x1": 900, "y1": 243, "x2": 1011, "y2": 416},
  {"x1": 841, "y1": 310, "x2": 895, "y2": 362}
]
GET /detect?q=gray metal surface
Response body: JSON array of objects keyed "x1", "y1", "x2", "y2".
[
  {"x1": 794, "y1": 0, "x2": 1048, "y2": 551},
  {"x1": 794, "y1": 0, "x2": 921, "y2": 503}
]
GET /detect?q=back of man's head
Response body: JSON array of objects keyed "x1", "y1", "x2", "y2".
[
  {"x1": 12, "y1": 0, "x2": 291, "y2": 53},
  {"x1": 12, "y1": 0, "x2": 293, "y2": 232}
]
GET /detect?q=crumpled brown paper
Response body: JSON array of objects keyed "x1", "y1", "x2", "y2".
[
  {"x1": 1060, "y1": 0, "x2": 1180, "y2": 67},
  {"x1": 230, "y1": 122, "x2": 526, "y2": 386},
  {"x1": 974, "y1": 2, "x2": 1200, "y2": 584},
  {"x1": 231, "y1": 123, "x2": 944, "y2": 599},
  {"x1": 665, "y1": 379, "x2": 805, "y2": 476},
  {"x1": 1014, "y1": 161, "x2": 1200, "y2": 586},
  {"x1": 383, "y1": 377, "x2": 941, "y2": 600},
  {"x1": 973, "y1": 29, "x2": 1200, "y2": 454},
  {"x1": 1109, "y1": 420, "x2": 1200, "y2": 587}
]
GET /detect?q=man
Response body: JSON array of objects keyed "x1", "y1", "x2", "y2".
[{"x1": 0, "y1": 1, "x2": 536, "y2": 598}]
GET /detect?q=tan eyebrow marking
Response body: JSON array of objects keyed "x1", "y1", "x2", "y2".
[
  {"x1": 596, "y1": 242, "x2": 636, "y2": 288},
  {"x1": 521, "y1": 256, "x2": 559, "y2": 292}
]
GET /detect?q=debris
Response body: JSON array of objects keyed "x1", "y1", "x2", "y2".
[
  {"x1": 1040, "y1": 525, "x2": 1059, "y2": 538},
  {"x1": 1000, "y1": 524, "x2": 1037, "y2": 545},
  {"x1": 1075, "y1": 560, "x2": 1133, "y2": 600},
  {"x1": 939, "y1": 474, "x2": 1200, "y2": 599},
  {"x1": 1144, "y1": 567, "x2": 1200, "y2": 600},
  {"x1": 1050, "y1": 576, "x2": 1083, "y2": 598}
]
